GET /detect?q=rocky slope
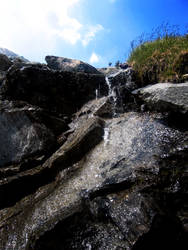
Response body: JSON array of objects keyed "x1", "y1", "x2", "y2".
[
  {"x1": 0, "y1": 47, "x2": 28, "y2": 62},
  {"x1": 0, "y1": 55, "x2": 187, "y2": 250}
]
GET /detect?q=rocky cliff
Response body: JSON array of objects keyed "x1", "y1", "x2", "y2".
[{"x1": 0, "y1": 54, "x2": 187, "y2": 250}]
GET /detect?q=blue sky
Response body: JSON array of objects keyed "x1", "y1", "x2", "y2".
[{"x1": 0, "y1": 0, "x2": 187, "y2": 67}]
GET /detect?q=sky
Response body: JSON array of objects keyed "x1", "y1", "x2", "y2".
[{"x1": 0, "y1": 0, "x2": 187, "y2": 67}]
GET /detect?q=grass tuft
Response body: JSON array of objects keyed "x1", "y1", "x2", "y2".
[{"x1": 127, "y1": 23, "x2": 188, "y2": 84}]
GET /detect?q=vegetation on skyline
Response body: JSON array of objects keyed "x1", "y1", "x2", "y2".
[{"x1": 127, "y1": 22, "x2": 188, "y2": 84}]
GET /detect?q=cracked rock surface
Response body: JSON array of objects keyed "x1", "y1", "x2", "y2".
[{"x1": 0, "y1": 61, "x2": 187, "y2": 250}]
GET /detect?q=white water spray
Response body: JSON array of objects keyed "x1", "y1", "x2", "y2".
[
  {"x1": 105, "y1": 76, "x2": 118, "y2": 116},
  {"x1": 95, "y1": 89, "x2": 99, "y2": 100}
]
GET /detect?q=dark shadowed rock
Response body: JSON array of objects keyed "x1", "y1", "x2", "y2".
[
  {"x1": 0, "y1": 71, "x2": 6, "y2": 84},
  {"x1": 0, "y1": 100, "x2": 56, "y2": 168},
  {"x1": 0, "y1": 53, "x2": 187, "y2": 250},
  {"x1": 120, "y1": 62, "x2": 129, "y2": 69},
  {"x1": 0, "y1": 63, "x2": 107, "y2": 116},
  {"x1": 0, "y1": 116, "x2": 104, "y2": 211},
  {"x1": 133, "y1": 82, "x2": 188, "y2": 114},
  {"x1": 45, "y1": 56, "x2": 101, "y2": 74},
  {"x1": 104, "y1": 68, "x2": 139, "y2": 113},
  {"x1": 0, "y1": 54, "x2": 12, "y2": 71},
  {"x1": 107, "y1": 68, "x2": 138, "y2": 91}
]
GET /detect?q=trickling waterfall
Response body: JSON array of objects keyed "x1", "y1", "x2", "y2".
[
  {"x1": 105, "y1": 76, "x2": 118, "y2": 116},
  {"x1": 103, "y1": 68, "x2": 134, "y2": 146},
  {"x1": 105, "y1": 76, "x2": 112, "y2": 96},
  {"x1": 103, "y1": 127, "x2": 110, "y2": 146},
  {"x1": 95, "y1": 89, "x2": 99, "y2": 100},
  {"x1": 105, "y1": 68, "x2": 133, "y2": 117}
]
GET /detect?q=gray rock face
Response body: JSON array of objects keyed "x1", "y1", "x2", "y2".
[
  {"x1": 45, "y1": 56, "x2": 100, "y2": 74},
  {"x1": 0, "y1": 56, "x2": 187, "y2": 250},
  {"x1": 0, "y1": 101, "x2": 55, "y2": 168},
  {"x1": 1, "y1": 63, "x2": 107, "y2": 116},
  {"x1": 43, "y1": 116, "x2": 105, "y2": 171},
  {"x1": 0, "y1": 54, "x2": 12, "y2": 71},
  {"x1": 71, "y1": 97, "x2": 114, "y2": 127},
  {"x1": 0, "y1": 112, "x2": 187, "y2": 250},
  {"x1": 133, "y1": 82, "x2": 188, "y2": 114}
]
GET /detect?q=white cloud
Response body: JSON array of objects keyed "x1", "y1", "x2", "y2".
[
  {"x1": 82, "y1": 24, "x2": 104, "y2": 46},
  {"x1": 89, "y1": 52, "x2": 100, "y2": 64},
  {"x1": 0, "y1": 0, "x2": 104, "y2": 60}
]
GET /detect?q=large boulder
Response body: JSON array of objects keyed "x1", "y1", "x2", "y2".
[
  {"x1": 0, "y1": 63, "x2": 107, "y2": 116},
  {"x1": 0, "y1": 115, "x2": 104, "y2": 210},
  {"x1": 43, "y1": 116, "x2": 105, "y2": 171},
  {"x1": 0, "y1": 112, "x2": 187, "y2": 249},
  {"x1": 0, "y1": 55, "x2": 187, "y2": 250},
  {"x1": 0, "y1": 100, "x2": 56, "y2": 168},
  {"x1": 45, "y1": 56, "x2": 101, "y2": 74},
  {"x1": 0, "y1": 54, "x2": 12, "y2": 71},
  {"x1": 133, "y1": 82, "x2": 188, "y2": 114}
]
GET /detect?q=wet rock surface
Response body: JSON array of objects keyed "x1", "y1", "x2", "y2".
[
  {"x1": 0, "y1": 61, "x2": 187, "y2": 250},
  {"x1": 0, "y1": 112, "x2": 187, "y2": 250},
  {"x1": 107, "y1": 68, "x2": 138, "y2": 91},
  {"x1": 103, "y1": 67, "x2": 140, "y2": 114}
]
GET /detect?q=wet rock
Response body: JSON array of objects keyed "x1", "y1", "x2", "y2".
[
  {"x1": 0, "y1": 100, "x2": 69, "y2": 137},
  {"x1": 70, "y1": 97, "x2": 114, "y2": 129},
  {"x1": 87, "y1": 191, "x2": 159, "y2": 249},
  {"x1": 0, "y1": 47, "x2": 188, "y2": 250},
  {"x1": 0, "y1": 100, "x2": 66, "y2": 209},
  {"x1": 0, "y1": 117, "x2": 105, "y2": 249},
  {"x1": 0, "y1": 54, "x2": 12, "y2": 71},
  {"x1": 0, "y1": 112, "x2": 187, "y2": 250},
  {"x1": 107, "y1": 68, "x2": 138, "y2": 91},
  {"x1": 0, "y1": 100, "x2": 56, "y2": 168},
  {"x1": 133, "y1": 82, "x2": 188, "y2": 114},
  {"x1": 44, "y1": 116, "x2": 105, "y2": 171},
  {"x1": 45, "y1": 56, "x2": 101, "y2": 74},
  {"x1": 104, "y1": 68, "x2": 140, "y2": 113},
  {"x1": 29, "y1": 112, "x2": 187, "y2": 250},
  {"x1": 0, "y1": 115, "x2": 103, "y2": 210},
  {"x1": 34, "y1": 210, "x2": 127, "y2": 250},
  {"x1": 0, "y1": 63, "x2": 107, "y2": 116}
]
